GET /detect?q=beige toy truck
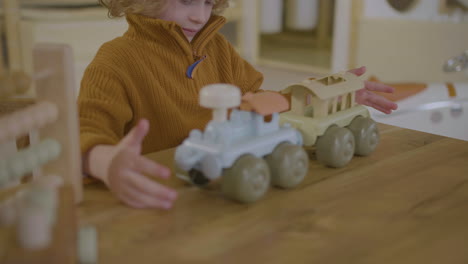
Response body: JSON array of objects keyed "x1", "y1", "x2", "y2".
[{"x1": 279, "y1": 72, "x2": 379, "y2": 168}]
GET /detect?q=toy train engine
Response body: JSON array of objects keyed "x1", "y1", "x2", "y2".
[{"x1": 175, "y1": 84, "x2": 309, "y2": 203}]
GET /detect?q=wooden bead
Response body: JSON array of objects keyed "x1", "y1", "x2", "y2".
[
  {"x1": 0, "y1": 160, "x2": 10, "y2": 186},
  {"x1": 37, "y1": 175, "x2": 64, "y2": 189},
  {"x1": 11, "y1": 71, "x2": 31, "y2": 95},
  {"x1": 22, "y1": 184, "x2": 58, "y2": 225},
  {"x1": 35, "y1": 102, "x2": 59, "y2": 126},
  {"x1": 0, "y1": 101, "x2": 59, "y2": 143},
  {"x1": 0, "y1": 197, "x2": 17, "y2": 227},
  {"x1": 15, "y1": 180, "x2": 60, "y2": 250},
  {"x1": 78, "y1": 226, "x2": 98, "y2": 264},
  {"x1": 24, "y1": 152, "x2": 40, "y2": 172},
  {"x1": 17, "y1": 205, "x2": 52, "y2": 250},
  {"x1": 0, "y1": 71, "x2": 31, "y2": 98},
  {"x1": 0, "y1": 74, "x2": 15, "y2": 98},
  {"x1": 35, "y1": 139, "x2": 62, "y2": 163},
  {"x1": 9, "y1": 155, "x2": 29, "y2": 180},
  {"x1": 0, "y1": 139, "x2": 62, "y2": 183}
]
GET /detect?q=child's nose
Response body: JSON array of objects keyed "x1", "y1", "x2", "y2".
[{"x1": 189, "y1": 5, "x2": 208, "y2": 24}]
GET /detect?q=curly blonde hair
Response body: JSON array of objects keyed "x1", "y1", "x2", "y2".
[{"x1": 99, "y1": 0, "x2": 230, "y2": 18}]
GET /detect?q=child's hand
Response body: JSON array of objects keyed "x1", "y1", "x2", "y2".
[
  {"x1": 106, "y1": 119, "x2": 178, "y2": 209},
  {"x1": 349, "y1": 66, "x2": 398, "y2": 114}
]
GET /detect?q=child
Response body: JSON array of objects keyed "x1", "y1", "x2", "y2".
[{"x1": 78, "y1": 0, "x2": 398, "y2": 210}]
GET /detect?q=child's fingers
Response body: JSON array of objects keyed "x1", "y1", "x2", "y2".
[
  {"x1": 127, "y1": 170, "x2": 178, "y2": 202},
  {"x1": 369, "y1": 95, "x2": 398, "y2": 111},
  {"x1": 366, "y1": 101, "x2": 391, "y2": 114},
  {"x1": 365, "y1": 97, "x2": 396, "y2": 114},
  {"x1": 121, "y1": 119, "x2": 150, "y2": 151},
  {"x1": 348, "y1": 66, "x2": 366, "y2": 76},
  {"x1": 112, "y1": 184, "x2": 146, "y2": 209},
  {"x1": 134, "y1": 156, "x2": 171, "y2": 179},
  {"x1": 120, "y1": 192, "x2": 146, "y2": 209},
  {"x1": 137, "y1": 190, "x2": 174, "y2": 209},
  {"x1": 125, "y1": 185, "x2": 174, "y2": 209},
  {"x1": 365, "y1": 81, "x2": 395, "y2": 93}
]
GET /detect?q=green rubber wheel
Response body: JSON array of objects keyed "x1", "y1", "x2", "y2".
[
  {"x1": 266, "y1": 142, "x2": 309, "y2": 188},
  {"x1": 316, "y1": 126, "x2": 355, "y2": 168},
  {"x1": 347, "y1": 116, "x2": 379, "y2": 156},
  {"x1": 221, "y1": 155, "x2": 271, "y2": 203}
]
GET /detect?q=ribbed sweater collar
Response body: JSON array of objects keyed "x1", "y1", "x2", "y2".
[{"x1": 124, "y1": 13, "x2": 226, "y2": 58}]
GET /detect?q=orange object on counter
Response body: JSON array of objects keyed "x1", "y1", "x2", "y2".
[
  {"x1": 446, "y1": 82, "x2": 457, "y2": 98},
  {"x1": 368, "y1": 76, "x2": 427, "y2": 102}
]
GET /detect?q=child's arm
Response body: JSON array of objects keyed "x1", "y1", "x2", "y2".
[{"x1": 83, "y1": 119, "x2": 177, "y2": 209}]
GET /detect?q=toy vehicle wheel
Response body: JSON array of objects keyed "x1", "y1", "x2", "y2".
[
  {"x1": 266, "y1": 142, "x2": 309, "y2": 188},
  {"x1": 347, "y1": 116, "x2": 379, "y2": 156},
  {"x1": 173, "y1": 163, "x2": 210, "y2": 186},
  {"x1": 316, "y1": 126, "x2": 355, "y2": 168},
  {"x1": 189, "y1": 169, "x2": 210, "y2": 186},
  {"x1": 221, "y1": 155, "x2": 271, "y2": 203}
]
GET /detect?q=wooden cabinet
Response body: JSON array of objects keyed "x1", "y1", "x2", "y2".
[
  {"x1": 242, "y1": 0, "x2": 468, "y2": 82},
  {"x1": 243, "y1": 0, "x2": 335, "y2": 74},
  {"x1": 17, "y1": 7, "x2": 127, "y2": 95},
  {"x1": 352, "y1": 0, "x2": 468, "y2": 82}
]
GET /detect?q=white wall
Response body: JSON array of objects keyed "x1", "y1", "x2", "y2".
[
  {"x1": 332, "y1": 0, "x2": 468, "y2": 73},
  {"x1": 360, "y1": 0, "x2": 468, "y2": 140},
  {"x1": 354, "y1": 0, "x2": 468, "y2": 83},
  {"x1": 364, "y1": 0, "x2": 468, "y2": 22}
]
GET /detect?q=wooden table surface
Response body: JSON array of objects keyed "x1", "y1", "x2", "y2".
[{"x1": 78, "y1": 124, "x2": 468, "y2": 264}]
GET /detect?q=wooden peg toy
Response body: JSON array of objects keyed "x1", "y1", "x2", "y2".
[
  {"x1": 0, "y1": 139, "x2": 61, "y2": 187},
  {"x1": 3, "y1": 0, "x2": 23, "y2": 72},
  {"x1": 0, "y1": 24, "x2": 88, "y2": 260},
  {"x1": 0, "y1": 74, "x2": 16, "y2": 98},
  {"x1": 11, "y1": 71, "x2": 31, "y2": 95},
  {"x1": 0, "y1": 101, "x2": 59, "y2": 144}
]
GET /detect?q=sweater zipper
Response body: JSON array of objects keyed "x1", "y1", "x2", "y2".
[
  {"x1": 186, "y1": 18, "x2": 224, "y2": 79},
  {"x1": 192, "y1": 18, "x2": 224, "y2": 59},
  {"x1": 186, "y1": 55, "x2": 207, "y2": 79}
]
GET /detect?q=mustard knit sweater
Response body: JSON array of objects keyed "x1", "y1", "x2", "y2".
[{"x1": 78, "y1": 14, "x2": 264, "y2": 155}]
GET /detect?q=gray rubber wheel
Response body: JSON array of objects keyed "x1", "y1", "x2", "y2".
[
  {"x1": 316, "y1": 126, "x2": 355, "y2": 168},
  {"x1": 173, "y1": 162, "x2": 210, "y2": 186},
  {"x1": 266, "y1": 142, "x2": 309, "y2": 188},
  {"x1": 188, "y1": 169, "x2": 210, "y2": 186},
  {"x1": 221, "y1": 155, "x2": 271, "y2": 203},
  {"x1": 347, "y1": 116, "x2": 379, "y2": 156}
]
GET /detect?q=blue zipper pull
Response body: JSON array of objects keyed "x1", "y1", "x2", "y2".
[{"x1": 186, "y1": 55, "x2": 207, "y2": 79}]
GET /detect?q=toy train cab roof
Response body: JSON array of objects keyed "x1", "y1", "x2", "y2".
[
  {"x1": 280, "y1": 72, "x2": 365, "y2": 118},
  {"x1": 239, "y1": 91, "x2": 289, "y2": 116}
]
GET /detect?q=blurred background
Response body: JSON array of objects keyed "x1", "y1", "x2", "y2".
[{"x1": 1, "y1": 0, "x2": 468, "y2": 140}]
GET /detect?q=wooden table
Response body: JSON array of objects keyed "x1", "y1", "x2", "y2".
[{"x1": 78, "y1": 124, "x2": 468, "y2": 264}]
